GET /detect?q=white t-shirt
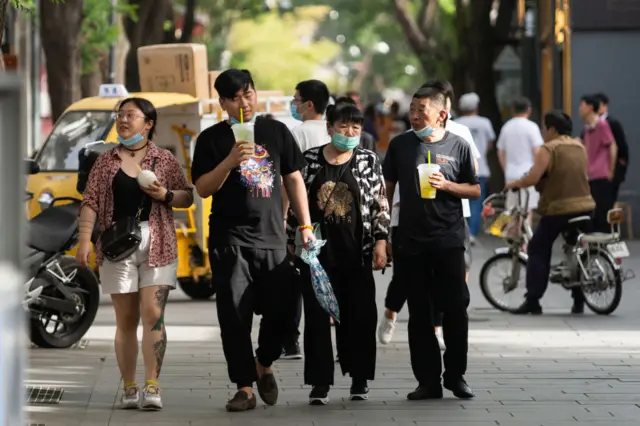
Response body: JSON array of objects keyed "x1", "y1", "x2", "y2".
[
  {"x1": 454, "y1": 115, "x2": 496, "y2": 177},
  {"x1": 496, "y1": 117, "x2": 544, "y2": 182},
  {"x1": 390, "y1": 120, "x2": 480, "y2": 227},
  {"x1": 290, "y1": 119, "x2": 330, "y2": 152}
]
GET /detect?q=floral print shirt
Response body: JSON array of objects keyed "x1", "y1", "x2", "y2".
[{"x1": 81, "y1": 142, "x2": 192, "y2": 267}]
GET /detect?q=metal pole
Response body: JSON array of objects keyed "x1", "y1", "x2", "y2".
[
  {"x1": 107, "y1": 0, "x2": 117, "y2": 83},
  {"x1": 31, "y1": 0, "x2": 41, "y2": 153},
  {"x1": 0, "y1": 72, "x2": 27, "y2": 426}
]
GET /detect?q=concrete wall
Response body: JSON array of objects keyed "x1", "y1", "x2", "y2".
[{"x1": 571, "y1": 30, "x2": 640, "y2": 238}]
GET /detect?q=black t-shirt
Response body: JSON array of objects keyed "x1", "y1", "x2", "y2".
[
  {"x1": 112, "y1": 169, "x2": 152, "y2": 222},
  {"x1": 191, "y1": 117, "x2": 306, "y2": 249},
  {"x1": 383, "y1": 131, "x2": 478, "y2": 253},
  {"x1": 309, "y1": 152, "x2": 362, "y2": 267}
]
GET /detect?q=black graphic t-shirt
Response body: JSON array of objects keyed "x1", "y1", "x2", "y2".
[
  {"x1": 309, "y1": 152, "x2": 362, "y2": 267},
  {"x1": 191, "y1": 117, "x2": 306, "y2": 249},
  {"x1": 383, "y1": 131, "x2": 479, "y2": 253}
]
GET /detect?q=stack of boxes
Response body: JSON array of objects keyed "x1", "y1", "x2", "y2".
[{"x1": 137, "y1": 43, "x2": 288, "y2": 115}]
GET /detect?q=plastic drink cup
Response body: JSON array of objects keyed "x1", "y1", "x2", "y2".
[
  {"x1": 417, "y1": 163, "x2": 440, "y2": 199},
  {"x1": 231, "y1": 122, "x2": 255, "y2": 154}
]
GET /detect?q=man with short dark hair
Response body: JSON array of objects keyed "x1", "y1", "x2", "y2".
[
  {"x1": 508, "y1": 110, "x2": 595, "y2": 314},
  {"x1": 592, "y1": 92, "x2": 628, "y2": 204},
  {"x1": 290, "y1": 80, "x2": 331, "y2": 152},
  {"x1": 191, "y1": 69, "x2": 314, "y2": 412},
  {"x1": 383, "y1": 85, "x2": 480, "y2": 401},
  {"x1": 579, "y1": 94, "x2": 618, "y2": 232}
]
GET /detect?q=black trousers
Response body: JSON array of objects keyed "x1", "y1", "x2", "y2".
[
  {"x1": 395, "y1": 246, "x2": 470, "y2": 386},
  {"x1": 282, "y1": 256, "x2": 302, "y2": 348},
  {"x1": 210, "y1": 245, "x2": 290, "y2": 388},
  {"x1": 525, "y1": 213, "x2": 590, "y2": 302},
  {"x1": 590, "y1": 179, "x2": 615, "y2": 233},
  {"x1": 302, "y1": 261, "x2": 377, "y2": 386}
]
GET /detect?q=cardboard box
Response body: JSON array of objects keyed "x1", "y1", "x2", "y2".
[
  {"x1": 207, "y1": 71, "x2": 223, "y2": 113},
  {"x1": 137, "y1": 44, "x2": 211, "y2": 112}
]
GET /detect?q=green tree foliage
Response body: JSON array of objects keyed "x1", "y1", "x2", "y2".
[
  {"x1": 227, "y1": 6, "x2": 340, "y2": 91},
  {"x1": 80, "y1": 0, "x2": 137, "y2": 75}
]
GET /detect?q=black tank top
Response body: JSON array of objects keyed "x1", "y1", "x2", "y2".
[{"x1": 112, "y1": 169, "x2": 152, "y2": 222}]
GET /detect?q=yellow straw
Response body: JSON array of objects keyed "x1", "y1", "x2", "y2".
[
  {"x1": 428, "y1": 150, "x2": 431, "y2": 164},
  {"x1": 240, "y1": 107, "x2": 244, "y2": 124}
]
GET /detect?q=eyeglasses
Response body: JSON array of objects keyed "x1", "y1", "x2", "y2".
[{"x1": 115, "y1": 112, "x2": 145, "y2": 122}]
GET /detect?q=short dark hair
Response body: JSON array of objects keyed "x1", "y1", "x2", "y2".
[
  {"x1": 593, "y1": 92, "x2": 609, "y2": 105},
  {"x1": 214, "y1": 69, "x2": 255, "y2": 99},
  {"x1": 413, "y1": 86, "x2": 446, "y2": 108},
  {"x1": 512, "y1": 97, "x2": 532, "y2": 114},
  {"x1": 326, "y1": 96, "x2": 364, "y2": 126},
  {"x1": 580, "y1": 94, "x2": 600, "y2": 113},
  {"x1": 295, "y1": 79, "x2": 330, "y2": 114},
  {"x1": 118, "y1": 97, "x2": 157, "y2": 140},
  {"x1": 543, "y1": 110, "x2": 572, "y2": 136},
  {"x1": 420, "y1": 79, "x2": 454, "y2": 104}
]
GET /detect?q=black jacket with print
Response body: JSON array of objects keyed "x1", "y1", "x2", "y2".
[{"x1": 286, "y1": 145, "x2": 390, "y2": 258}]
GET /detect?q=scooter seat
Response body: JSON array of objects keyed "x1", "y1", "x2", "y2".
[{"x1": 28, "y1": 202, "x2": 80, "y2": 253}]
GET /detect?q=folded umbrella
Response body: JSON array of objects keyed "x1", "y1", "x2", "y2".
[{"x1": 300, "y1": 239, "x2": 340, "y2": 324}]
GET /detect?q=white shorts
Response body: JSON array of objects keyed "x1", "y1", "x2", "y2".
[
  {"x1": 99, "y1": 222, "x2": 178, "y2": 294},
  {"x1": 506, "y1": 187, "x2": 539, "y2": 211}
]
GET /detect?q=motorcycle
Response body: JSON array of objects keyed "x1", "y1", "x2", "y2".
[
  {"x1": 24, "y1": 159, "x2": 100, "y2": 348},
  {"x1": 479, "y1": 189, "x2": 634, "y2": 315}
]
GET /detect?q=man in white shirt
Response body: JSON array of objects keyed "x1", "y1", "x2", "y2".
[
  {"x1": 497, "y1": 97, "x2": 543, "y2": 222},
  {"x1": 289, "y1": 79, "x2": 331, "y2": 152},
  {"x1": 379, "y1": 79, "x2": 480, "y2": 346},
  {"x1": 455, "y1": 93, "x2": 496, "y2": 242}
]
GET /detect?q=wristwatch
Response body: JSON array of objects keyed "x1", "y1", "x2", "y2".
[{"x1": 163, "y1": 190, "x2": 174, "y2": 205}]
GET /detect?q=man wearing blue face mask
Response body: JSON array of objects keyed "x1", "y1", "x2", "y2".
[
  {"x1": 290, "y1": 80, "x2": 332, "y2": 152},
  {"x1": 383, "y1": 86, "x2": 480, "y2": 401}
]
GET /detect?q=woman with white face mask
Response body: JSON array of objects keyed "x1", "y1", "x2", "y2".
[
  {"x1": 77, "y1": 97, "x2": 193, "y2": 410},
  {"x1": 287, "y1": 97, "x2": 390, "y2": 405}
]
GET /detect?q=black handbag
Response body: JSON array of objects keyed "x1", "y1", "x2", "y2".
[{"x1": 100, "y1": 159, "x2": 156, "y2": 262}]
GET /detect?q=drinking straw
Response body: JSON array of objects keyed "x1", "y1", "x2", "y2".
[
  {"x1": 240, "y1": 107, "x2": 244, "y2": 124},
  {"x1": 428, "y1": 150, "x2": 431, "y2": 164}
]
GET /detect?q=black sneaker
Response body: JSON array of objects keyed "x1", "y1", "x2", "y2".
[
  {"x1": 407, "y1": 385, "x2": 443, "y2": 400},
  {"x1": 349, "y1": 379, "x2": 369, "y2": 401},
  {"x1": 309, "y1": 385, "x2": 330, "y2": 405},
  {"x1": 282, "y1": 343, "x2": 303, "y2": 360},
  {"x1": 512, "y1": 299, "x2": 543, "y2": 315}
]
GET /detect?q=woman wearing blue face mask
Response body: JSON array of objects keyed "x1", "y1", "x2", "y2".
[
  {"x1": 286, "y1": 98, "x2": 390, "y2": 405},
  {"x1": 77, "y1": 97, "x2": 193, "y2": 410}
]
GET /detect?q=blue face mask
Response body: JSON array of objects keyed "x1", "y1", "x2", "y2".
[
  {"x1": 230, "y1": 114, "x2": 256, "y2": 125},
  {"x1": 331, "y1": 132, "x2": 360, "y2": 151},
  {"x1": 117, "y1": 133, "x2": 144, "y2": 147},
  {"x1": 290, "y1": 103, "x2": 303, "y2": 121},
  {"x1": 413, "y1": 125, "x2": 434, "y2": 139}
]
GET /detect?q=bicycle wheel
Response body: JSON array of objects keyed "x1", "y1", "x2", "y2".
[
  {"x1": 580, "y1": 247, "x2": 622, "y2": 315},
  {"x1": 479, "y1": 252, "x2": 528, "y2": 312}
]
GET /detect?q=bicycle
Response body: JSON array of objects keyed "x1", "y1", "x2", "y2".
[{"x1": 479, "y1": 188, "x2": 633, "y2": 315}]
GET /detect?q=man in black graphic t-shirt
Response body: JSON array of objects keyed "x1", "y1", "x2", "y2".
[
  {"x1": 191, "y1": 69, "x2": 314, "y2": 412},
  {"x1": 383, "y1": 86, "x2": 480, "y2": 401}
]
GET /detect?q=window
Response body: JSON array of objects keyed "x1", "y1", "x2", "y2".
[{"x1": 37, "y1": 111, "x2": 115, "y2": 171}]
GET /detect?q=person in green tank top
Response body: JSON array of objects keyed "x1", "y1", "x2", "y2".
[{"x1": 506, "y1": 110, "x2": 595, "y2": 315}]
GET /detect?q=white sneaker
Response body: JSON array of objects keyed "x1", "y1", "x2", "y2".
[
  {"x1": 378, "y1": 316, "x2": 396, "y2": 344},
  {"x1": 436, "y1": 328, "x2": 446, "y2": 351},
  {"x1": 141, "y1": 384, "x2": 163, "y2": 410},
  {"x1": 120, "y1": 386, "x2": 140, "y2": 409}
]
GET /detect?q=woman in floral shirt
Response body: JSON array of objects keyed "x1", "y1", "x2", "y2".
[{"x1": 77, "y1": 97, "x2": 193, "y2": 410}]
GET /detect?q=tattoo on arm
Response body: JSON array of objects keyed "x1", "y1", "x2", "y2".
[{"x1": 151, "y1": 286, "x2": 170, "y2": 331}]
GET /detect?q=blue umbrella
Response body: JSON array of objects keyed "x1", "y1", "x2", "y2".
[{"x1": 300, "y1": 239, "x2": 340, "y2": 324}]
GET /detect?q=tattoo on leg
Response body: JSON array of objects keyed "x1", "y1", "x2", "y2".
[
  {"x1": 153, "y1": 329, "x2": 167, "y2": 379},
  {"x1": 151, "y1": 286, "x2": 170, "y2": 332}
]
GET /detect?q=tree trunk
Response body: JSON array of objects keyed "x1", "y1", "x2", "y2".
[
  {"x1": 81, "y1": 69, "x2": 103, "y2": 98},
  {"x1": 123, "y1": 0, "x2": 173, "y2": 91},
  {"x1": 40, "y1": 0, "x2": 84, "y2": 122},
  {"x1": 0, "y1": 0, "x2": 8, "y2": 48},
  {"x1": 179, "y1": 0, "x2": 196, "y2": 43}
]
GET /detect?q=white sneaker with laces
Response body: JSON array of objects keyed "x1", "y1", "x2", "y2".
[
  {"x1": 120, "y1": 386, "x2": 140, "y2": 409},
  {"x1": 378, "y1": 316, "x2": 396, "y2": 344},
  {"x1": 141, "y1": 384, "x2": 163, "y2": 410}
]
